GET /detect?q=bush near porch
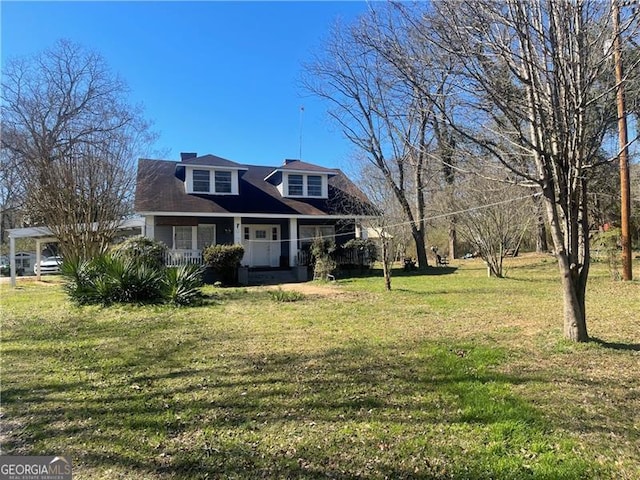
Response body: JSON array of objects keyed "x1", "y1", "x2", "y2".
[{"x1": 203, "y1": 244, "x2": 245, "y2": 285}]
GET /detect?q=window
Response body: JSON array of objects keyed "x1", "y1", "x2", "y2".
[
  {"x1": 188, "y1": 168, "x2": 237, "y2": 194},
  {"x1": 193, "y1": 170, "x2": 210, "y2": 193},
  {"x1": 197, "y1": 225, "x2": 216, "y2": 250},
  {"x1": 175, "y1": 226, "x2": 192, "y2": 250},
  {"x1": 307, "y1": 175, "x2": 322, "y2": 196},
  {"x1": 255, "y1": 229, "x2": 267, "y2": 240},
  {"x1": 288, "y1": 174, "x2": 303, "y2": 196},
  {"x1": 299, "y1": 225, "x2": 335, "y2": 246},
  {"x1": 244, "y1": 227, "x2": 250, "y2": 240},
  {"x1": 285, "y1": 173, "x2": 325, "y2": 197},
  {"x1": 215, "y1": 171, "x2": 232, "y2": 193}
]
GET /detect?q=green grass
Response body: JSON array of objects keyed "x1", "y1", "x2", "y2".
[{"x1": 1, "y1": 255, "x2": 639, "y2": 479}]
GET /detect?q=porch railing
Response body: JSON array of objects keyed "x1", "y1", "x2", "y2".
[
  {"x1": 164, "y1": 249, "x2": 204, "y2": 267},
  {"x1": 296, "y1": 249, "x2": 373, "y2": 268}
]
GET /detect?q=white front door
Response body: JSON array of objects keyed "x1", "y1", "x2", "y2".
[{"x1": 245, "y1": 225, "x2": 280, "y2": 267}]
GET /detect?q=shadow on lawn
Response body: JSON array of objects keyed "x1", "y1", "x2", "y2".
[
  {"x1": 338, "y1": 266, "x2": 458, "y2": 283},
  {"x1": 590, "y1": 336, "x2": 640, "y2": 351},
  {"x1": 2, "y1": 335, "x2": 598, "y2": 480}
]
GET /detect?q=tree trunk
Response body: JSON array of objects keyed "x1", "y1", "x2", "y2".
[
  {"x1": 536, "y1": 220, "x2": 548, "y2": 253},
  {"x1": 544, "y1": 194, "x2": 589, "y2": 342},
  {"x1": 557, "y1": 253, "x2": 589, "y2": 342},
  {"x1": 448, "y1": 217, "x2": 457, "y2": 259},
  {"x1": 534, "y1": 196, "x2": 548, "y2": 253},
  {"x1": 381, "y1": 236, "x2": 392, "y2": 291},
  {"x1": 412, "y1": 228, "x2": 429, "y2": 269}
]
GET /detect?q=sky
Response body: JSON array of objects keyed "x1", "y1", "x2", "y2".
[{"x1": 1, "y1": 1, "x2": 371, "y2": 169}]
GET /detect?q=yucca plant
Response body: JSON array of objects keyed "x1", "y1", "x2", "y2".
[
  {"x1": 162, "y1": 264, "x2": 204, "y2": 306},
  {"x1": 63, "y1": 252, "x2": 203, "y2": 307},
  {"x1": 62, "y1": 257, "x2": 101, "y2": 305}
]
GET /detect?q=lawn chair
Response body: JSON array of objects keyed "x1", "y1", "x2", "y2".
[
  {"x1": 436, "y1": 254, "x2": 449, "y2": 266},
  {"x1": 403, "y1": 258, "x2": 417, "y2": 271}
]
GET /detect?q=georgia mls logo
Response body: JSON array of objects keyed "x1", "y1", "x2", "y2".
[{"x1": 0, "y1": 455, "x2": 72, "y2": 480}]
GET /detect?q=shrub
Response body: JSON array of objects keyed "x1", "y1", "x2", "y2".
[
  {"x1": 163, "y1": 264, "x2": 205, "y2": 306},
  {"x1": 341, "y1": 238, "x2": 379, "y2": 268},
  {"x1": 203, "y1": 244, "x2": 245, "y2": 285},
  {"x1": 310, "y1": 237, "x2": 336, "y2": 280},
  {"x1": 592, "y1": 228, "x2": 622, "y2": 280},
  {"x1": 111, "y1": 236, "x2": 167, "y2": 269},
  {"x1": 63, "y1": 254, "x2": 165, "y2": 305},
  {"x1": 62, "y1": 252, "x2": 202, "y2": 306}
]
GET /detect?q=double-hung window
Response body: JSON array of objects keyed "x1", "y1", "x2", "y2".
[
  {"x1": 307, "y1": 175, "x2": 322, "y2": 197},
  {"x1": 197, "y1": 225, "x2": 216, "y2": 250},
  {"x1": 288, "y1": 174, "x2": 304, "y2": 196},
  {"x1": 286, "y1": 173, "x2": 324, "y2": 197},
  {"x1": 193, "y1": 170, "x2": 210, "y2": 193},
  {"x1": 215, "y1": 171, "x2": 232, "y2": 193},
  {"x1": 175, "y1": 226, "x2": 193, "y2": 250}
]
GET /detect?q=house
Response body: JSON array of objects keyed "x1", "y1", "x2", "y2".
[{"x1": 134, "y1": 153, "x2": 377, "y2": 282}]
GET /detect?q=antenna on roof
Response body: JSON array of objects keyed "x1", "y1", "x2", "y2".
[{"x1": 299, "y1": 105, "x2": 304, "y2": 160}]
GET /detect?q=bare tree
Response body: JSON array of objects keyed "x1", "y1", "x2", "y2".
[
  {"x1": 425, "y1": 0, "x2": 640, "y2": 341},
  {"x1": 0, "y1": 143, "x2": 26, "y2": 244},
  {"x1": 456, "y1": 173, "x2": 535, "y2": 278},
  {"x1": 304, "y1": 6, "x2": 459, "y2": 269},
  {"x1": 1, "y1": 39, "x2": 154, "y2": 260},
  {"x1": 353, "y1": 161, "x2": 405, "y2": 290}
]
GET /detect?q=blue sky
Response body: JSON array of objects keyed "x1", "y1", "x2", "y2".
[{"x1": 1, "y1": 1, "x2": 370, "y2": 168}]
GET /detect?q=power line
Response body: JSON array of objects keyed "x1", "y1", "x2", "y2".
[{"x1": 245, "y1": 192, "x2": 542, "y2": 244}]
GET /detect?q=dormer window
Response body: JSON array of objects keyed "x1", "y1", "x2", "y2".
[
  {"x1": 284, "y1": 173, "x2": 327, "y2": 198},
  {"x1": 185, "y1": 166, "x2": 240, "y2": 195},
  {"x1": 263, "y1": 160, "x2": 335, "y2": 199},
  {"x1": 215, "y1": 171, "x2": 232, "y2": 193},
  {"x1": 193, "y1": 170, "x2": 210, "y2": 192},
  {"x1": 288, "y1": 174, "x2": 304, "y2": 196},
  {"x1": 307, "y1": 175, "x2": 322, "y2": 196}
]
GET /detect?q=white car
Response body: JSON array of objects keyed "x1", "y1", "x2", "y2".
[{"x1": 35, "y1": 256, "x2": 63, "y2": 275}]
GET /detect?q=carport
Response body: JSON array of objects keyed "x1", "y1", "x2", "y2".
[{"x1": 7, "y1": 217, "x2": 145, "y2": 287}]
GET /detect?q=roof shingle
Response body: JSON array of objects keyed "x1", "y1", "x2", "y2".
[{"x1": 134, "y1": 158, "x2": 376, "y2": 217}]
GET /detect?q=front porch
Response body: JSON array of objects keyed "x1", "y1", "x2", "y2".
[{"x1": 149, "y1": 215, "x2": 360, "y2": 268}]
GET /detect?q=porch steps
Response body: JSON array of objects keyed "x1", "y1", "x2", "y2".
[{"x1": 247, "y1": 269, "x2": 297, "y2": 286}]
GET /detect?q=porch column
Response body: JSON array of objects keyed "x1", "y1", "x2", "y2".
[
  {"x1": 9, "y1": 235, "x2": 16, "y2": 287},
  {"x1": 144, "y1": 216, "x2": 155, "y2": 240},
  {"x1": 36, "y1": 240, "x2": 42, "y2": 281},
  {"x1": 289, "y1": 217, "x2": 298, "y2": 267},
  {"x1": 233, "y1": 217, "x2": 242, "y2": 245}
]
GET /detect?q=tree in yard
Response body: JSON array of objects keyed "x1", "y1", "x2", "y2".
[
  {"x1": 1, "y1": 39, "x2": 155, "y2": 261},
  {"x1": 304, "y1": 5, "x2": 461, "y2": 270},
  {"x1": 0, "y1": 142, "x2": 26, "y2": 244},
  {"x1": 425, "y1": 0, "x2": 640, "y2": 341},
  {"x1": 353, "y1": 161, "x2": 404, "y2": 291},
  {"x1": 455, "y1": 173, "x2": 536, "y2": 278}
]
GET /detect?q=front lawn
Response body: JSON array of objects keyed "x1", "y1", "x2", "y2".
[{"x1": 1, "y1": 255, "x2": 638, "y2": 479}]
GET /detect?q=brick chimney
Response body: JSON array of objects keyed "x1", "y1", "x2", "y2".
[{"x1": 180, "y1": 152, "x2": 197, "y2": 161}]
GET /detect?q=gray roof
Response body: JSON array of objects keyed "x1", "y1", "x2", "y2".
[{"x1": 134, "y1": 158, "x2": 376, "y2": 217}]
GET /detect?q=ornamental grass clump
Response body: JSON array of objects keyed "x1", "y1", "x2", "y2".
[{"x1": 268, "y1": 287, "x2": 305, "y2": 302}]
